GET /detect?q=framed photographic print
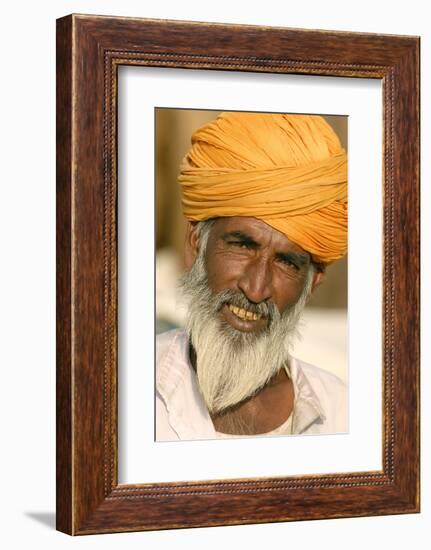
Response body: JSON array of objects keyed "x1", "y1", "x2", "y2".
[
  {"x1": 56, "y1": 14, "x2": 420, "y2": 534},
  {"x1": 151, "y1": 108, "x2": 348, "y2": 445}
]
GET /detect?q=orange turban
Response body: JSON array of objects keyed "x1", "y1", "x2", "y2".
[{"x1": 178, "y1": 112, "x2": 347, "y2": 263}]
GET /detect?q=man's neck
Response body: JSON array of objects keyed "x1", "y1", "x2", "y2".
[
  {"x1": 189, "y1": 343, "x2": 198, "y2": 373},
  {"x1": 211, "y1": 367, "x2": 294, "y2": 436}
]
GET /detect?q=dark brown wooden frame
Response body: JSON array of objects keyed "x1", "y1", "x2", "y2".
[{"x1": 56, "y1": 14, "x2": 420, "y2": 535}]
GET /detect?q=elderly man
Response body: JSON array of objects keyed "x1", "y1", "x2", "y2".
[{"x1": 156, "y1": 112, "x2": 347, "y2": 441}]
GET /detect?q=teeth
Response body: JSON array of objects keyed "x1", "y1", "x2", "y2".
[{"x1": 228, "y1": 304, "x2": 262, "y2": 321}]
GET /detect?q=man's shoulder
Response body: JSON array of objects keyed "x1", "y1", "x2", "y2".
[
  {"x1": 292, "y1": 357, "x2": 347, "y2": 433},
  {"x1": 156, "y1": 328, "x2": 190, "y2": 402},
  {"x1": 293, "y1": 357, "x2": 346, "y2": 400},
  {"x1": 297, "y1": 358, "x2": 345, "y2": 385},
  {"x1": 156, "y1": 328, "x2": 187, "y2": 360}
]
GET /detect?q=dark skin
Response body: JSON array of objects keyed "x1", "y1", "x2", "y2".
[{"x1": 184, "y1": 217, "x2": 325, "y2": 435}]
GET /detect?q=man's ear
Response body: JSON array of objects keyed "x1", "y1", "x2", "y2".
[
  {"x1": 310, "y1": 268, "x2": 326, "y2": 293},
  {"x1": 184, "y1": 222, "x2": 200, "y2": 270}
]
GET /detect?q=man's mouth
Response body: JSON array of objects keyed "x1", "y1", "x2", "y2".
[{"x1": 227, "y1": 303, "x2": 263, "y2": 321}]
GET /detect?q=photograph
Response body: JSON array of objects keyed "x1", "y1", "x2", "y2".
[{"x1": 155, "y1": 109, "x2": 349, "y2": 441}]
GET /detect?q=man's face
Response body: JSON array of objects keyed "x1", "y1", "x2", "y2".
[
  {"x1": 181, "y1": 216, "x2": 321, "y2": 413},
  {"x1": 197, "y1": 217, "x2": 316, "y2": 334}
]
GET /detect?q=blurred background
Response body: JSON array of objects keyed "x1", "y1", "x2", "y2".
[{"x1": 155, "y1": 109, "x2": 348, "y2": 382}]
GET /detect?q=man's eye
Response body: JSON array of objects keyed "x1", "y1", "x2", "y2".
[
  {"x1": 228, "y1": 241, "x2": 251, "y2": 249},
  {"x1": 278, "y1": 257, "x2": 299, "y2": 270}
]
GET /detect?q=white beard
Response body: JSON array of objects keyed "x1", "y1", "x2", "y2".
[{"x1": 179, "y1": 225, "x2": 314, "y2": 414}]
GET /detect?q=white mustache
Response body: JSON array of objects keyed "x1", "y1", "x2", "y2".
[{"x1": 213, "y1": 288, "x2": 277, "y2": 321}]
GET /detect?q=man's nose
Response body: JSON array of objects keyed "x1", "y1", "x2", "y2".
[{"x1": 237, "y1": 256, "x2": 273, "y2": 304}]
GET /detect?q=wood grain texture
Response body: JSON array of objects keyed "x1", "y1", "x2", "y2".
[
  {"x1": 56, "y1": 14, "x2": 420, "y2": 535},
  {"x1": 56, "y1": 15, "x2": 73, "y2": 535}
]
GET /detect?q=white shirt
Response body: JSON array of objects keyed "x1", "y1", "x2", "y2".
[{"x1": 156, "y1": 329, "x2": 347, "y2": 441}]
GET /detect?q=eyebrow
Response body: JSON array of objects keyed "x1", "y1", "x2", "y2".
[
  {"x1": 275, "y1": 251, "x2": 310, "y2": 267},
  {"x1": 221, "y1": 231, "x2": 311, "y2": 266},
  {"x1": 220, "y1": 231, "x2": 258, "y2": 247}
]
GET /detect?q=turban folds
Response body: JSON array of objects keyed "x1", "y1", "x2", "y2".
[{"x1": 178, "y1": 112, "x2": 347, "y2": 263}]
